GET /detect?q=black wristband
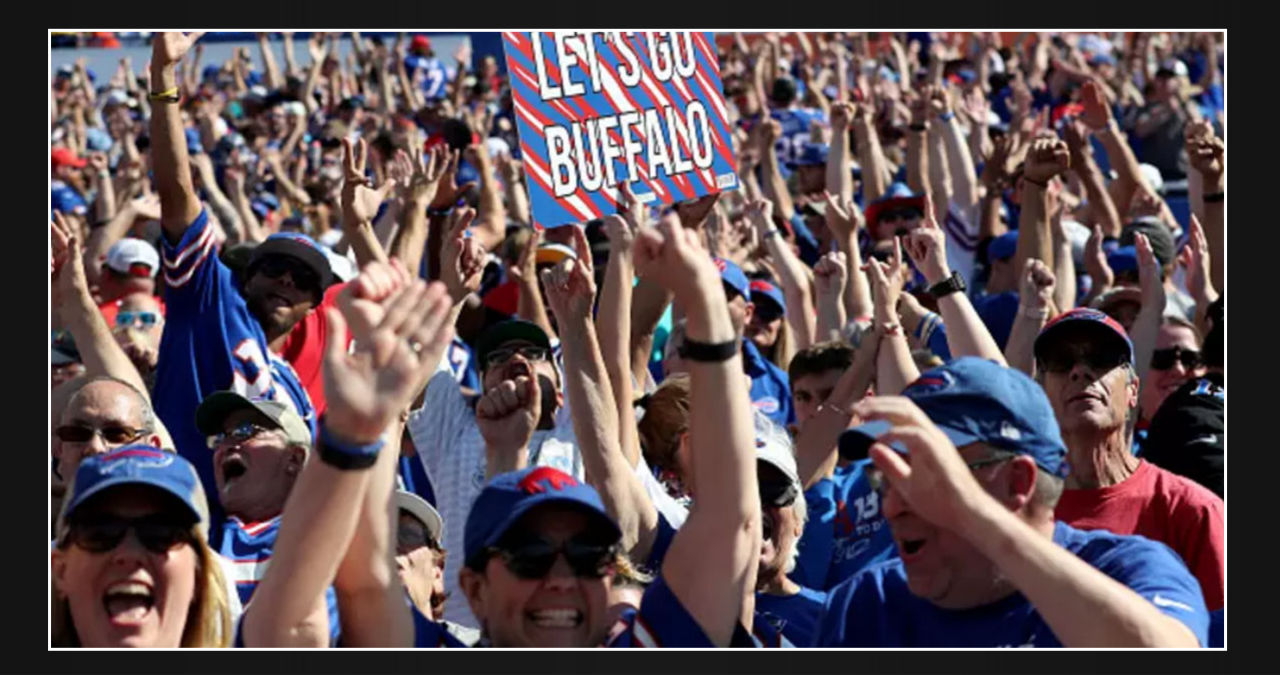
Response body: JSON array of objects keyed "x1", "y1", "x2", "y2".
[
  {"x1": 426, "y1": 206, "x2": 453, "y2": 217},
  {"x1": 1202, "y1": 191, "x2": 1224, "y2": 203},
  {"x1": 909, "y1": 123, "x2": 928, "y2": 132},
  {"x1": 927, "y1": 270, "x2": 967, "y2": 299},
  {"x1": 677, "y1": 337, "x2": 739, "y2": 363},
  {"x1": 317, "y1": 419, "x2": 384, "y2": 471}
]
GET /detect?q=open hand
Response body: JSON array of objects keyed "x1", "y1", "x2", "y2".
[
  {"x1": 152, "y1": 31, "x2": 206, "y2": 68},
  {"x1": 1177, "y1": 214, "x2": 1216, "y2": 304},
  {"x1": 342, "y1": 137, "x2": 398, "y2": 224},
  {"x1": 439, "y1": 207, "x2": 486, "y2": 303},
  {"x1": 1134, "y1": 232, "x2": 1166, "y2": 314}
]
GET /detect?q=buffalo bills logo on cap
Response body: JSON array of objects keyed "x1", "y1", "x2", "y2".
[
  {"x1": 713, "y1": 258, "x2": 728, "y2": 273},
  {"x1": 517, "y1": 467, "x2": 579, "y2": 495},
  {"x1": 750, "y1": 280, "x2": 776, "y2": 293},
  {"x1": 904, "y1": 371, "x2": 955, "y2": 396},
  {"x1": 100, "y1": 447, "x2": 174, "y2": 471},
  {"x1": 753, "y1": 397, "x2": 780, "y2": 414}
]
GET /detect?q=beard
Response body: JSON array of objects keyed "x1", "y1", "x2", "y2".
[{"x1": 246, "y1": 292, "x2": 304, "y2": 339}]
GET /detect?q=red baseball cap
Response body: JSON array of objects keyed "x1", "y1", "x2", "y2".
[
  {"x1": 51, "y1": 147, "x2": 87, "y2": 169},
  {"x1": 411, "y1": 35, "x2": 432, "y2": 53}
]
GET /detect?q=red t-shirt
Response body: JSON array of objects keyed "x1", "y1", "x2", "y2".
[
  {"x1": 275, "y1": 282, "x2": 351, "y2": 417},
  {"x1": 1056, "y1": 459, "x2": 1224, "y2": 611}
]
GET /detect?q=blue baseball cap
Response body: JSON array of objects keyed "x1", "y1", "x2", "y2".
[
  {"x1": 247, "y1": 231, "x2": 335, "y2": 296},
  {"x1": 714, "y1": 257, "x2": 751, "y2": 302},
  {"x1": 1106, "y1": 246, "x2": 1138, "y2": 274},
  {"x1": 749, "y1": 280, "x2": 786, "y2": 316},
  {"x1": 463, "y1": 467, "x2": 621, "y2": 568},
  {"x1": 1035, "y1": 307, "x2": 1135, "y2": 368},
  {"x1": 185, "y1": 127, "x2": 204, "y2": 155},
  {"x1": 251, "y1": 192, "x2": 280, "y2": 220},
  {"x1": 787, "y1": 142, "x2": 830, "y2": 169},
  {"x1": 865, "y1": 182, "x2": 926, "y2": 229},
  {"x1": 988, "y1": 231, "x2": 1019, "y2": 262},
  {"x1": 51, "y1": 185, "x2": 88, "y2": 216},
  {"x1": 58, "y1": 445, "x2": 210, "y2": 536}
]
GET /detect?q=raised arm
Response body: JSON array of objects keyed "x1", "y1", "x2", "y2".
[
  {"x1": 1186, "y1": 126, "x2": 1224, "y2": 293},
  {"x1": 543, "y1": 223, "x2": 661, "y2": 560},
  {"x1": 465, "y1": 144, "x2": 508, "y2": 252},
  {"x1": 256, "y1": 33, "x2": 283, "y2": 90},
  {"x1": 813, "y1": 251, "x2": 849, "y2": 343},
  {"x1": 749, "y1": 198, "x2": 816, "y2": 349},
  {"x1": 1178, "y1": 215, "x2": 1219, "y2": 338},
  {"x1": 148, "y1": 32, "x2": 206, "y2": 243},
  {"x1": 861, "y1": 396, "x2": 1200, "y2": 648},
  {"x1": 906, "y1": 93, "x2": 931, "y2": 199},
  {"x1": 1127, "y1": 233, "x2": 1164, "y2": 440},
  {"x1": 866, "y1": 239, "x2": 919, "y2": 395},
  {"x1": 935, "y1": 87, "x2": 980, "y2": 211},
  {"x1": 189, "y1": 152, "x2": 245, "y2": 245},
  {"x1": 827, "y1": 102, "x2": 855, "y2": 205},
  {"x1": 388, "y1": 145, "x2": 447, "y2": 273},
  {"x1": 1012, "y1": 138, "x2": 1070, "y2": 294},
  {"x1": 630, "y1": 276, "x2": 673, "y2": 389},
  {"x1": 243, "y1": 264, "x2": 455, "y2": 647},
  {"x1": 82, "y1": 194, "x2": 160, "y2": 286},
  {"x1": 340, "y1": 137, "x2": 395, "y2": 268},
  {"x1": 1062, "y1": 116, "x2": 1122, "y2": 238},
  {"x1": 794, "y1": 331, "x2": 881, "y2": 488},
  {"x1": 852, "y1": 102, "x2": 889, "y2": 204},
  {"x1": 1080, "y1": 79, "x2": 1148, "y2": 222},
  {"x1": 281, "y1": 31, "x2": 299, "y2": 78},
  {"x1": 302, "y1": 35, "x2": 329, "y2": 118},
  {"x1": 823, "y1": 192, "x2": 874, "y2": 322},
  {"x1": 596, "y1": 187, "x2": 645, "y2": 467},
  {"x1": 497, "y1": 155, "x2": 532, "y2": 226},
  {"x1": 758, "y1": 119, "x2": 797, "y2": 221},
  {"x1": 635, "y1": 215, "x2": 759, "y2": 646},
  {"x1": 1004, "y1": 258, "x2": 1056, "y2": 377},
  {"x1": 907, "y1": 194, "x2": 1007, "y2": 365}
]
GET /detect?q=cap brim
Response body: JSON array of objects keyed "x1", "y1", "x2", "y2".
[
  {"x1": 534, "y1": 246, "x2": 575, "y2": 267},
  {"x1": 63, "y1": 471, "x2": 203, "y2": 531},
  {"x1": 866, "y1": 195, "x2": 925, "y2": 226},
  {"x1": 1035, "y1": 316, "x2": 1134, "y2": 366},
  {"x1": 483, "y1": 494, "x2": 621, "y2": 556},
  {"x1": 838, "y1": 420, "x2": 905, "y2": 461},
  {"x1": 195, "y1": 391, "x2": 263, "y2": 436},
  {"x1": 475, "y1": 321, "x2": 552, "y2": 371},
  {"x1": 396, "y1": 490, "x2": 444, "y2": 544}
]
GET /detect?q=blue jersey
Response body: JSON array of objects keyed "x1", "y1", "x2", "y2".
[
  {"x1": 742, "y1": 339, "x2": 794, "y2": 427},
  {"x1": 814, "y1": 521, "x2": 1210, "y2": 647},
  {"x1": 793, "y1": 461, "x2": 897, "y2": 590},
  {"x1": 769, "y1": 107, "x2": 827, "y2": 169},
  {"x1": 413, "y1": 575, "x2": 758, "y2": 647},
  {"x1": 755, "y1": 586, "x2": 827, "y2": 647},
  {"x1": 405, "y1": 55, "x2": 454, "y2": 100},
  {"x1": 219, "y1": 516, "x2": 341, "y2": 646},
  {"x1": 444, "y1": 336, "x2": 480, "y2": 392},
  {"x1": 154, "y1": 210, "x2": 316, "y2": 541}
]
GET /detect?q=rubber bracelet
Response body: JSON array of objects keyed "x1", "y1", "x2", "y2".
[
  {"x1": 939, "y1": 111, "x2": 955, "y2": 122},
  {"x1": 317, "y1": 419, "x2": 385, "y2": 471},
  {"x1": 1202, "y1": 191, "x2": 1224, "y2": 203},
  {"x1": 148, "y1": 87, "x2": 180, "y2": 103},
  {"x1": 426, "y1": 206, "x2": 453, "y2": 217},
  {"x1": 1019, "y1": 305, "x2": 1050, "y2": 320},
  {"x1": 764, "y1": 229, "x2": 783, "y2": 239},
  {"x1": 677, "y1": 337, "x2": 738, "y2": 363}
]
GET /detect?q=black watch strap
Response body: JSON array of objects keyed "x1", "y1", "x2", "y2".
[
  {"x1": 677, "y1": 337, "x2": 739, "y2": 363},
  {"x1": 928, "y1": 270, "x2": 967, "y2": 299}
]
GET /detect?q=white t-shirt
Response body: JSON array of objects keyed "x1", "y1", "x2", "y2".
[{"x1": 406, "y1": 358, "x2": 583, "y2": 629}]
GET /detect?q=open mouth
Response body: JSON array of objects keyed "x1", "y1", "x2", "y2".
[
  {"x1": 900, "y1": 539, "x2": 926, "y2": 557},
  {"x1": 221, "y1": 454, "x2": 248, "y2": 481},
  {"x1": 526, "y1": 608, "x2": 583, "y2": 629},
  {"x1": 103, "y1": 581, "x2": 154, "y2": 624},
  {"x1": 504, "y1": 361, "x2": 533, "y2": 381}
]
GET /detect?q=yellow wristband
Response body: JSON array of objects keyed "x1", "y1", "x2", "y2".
[{"x1": 149, "y1": 87, "x2": 180, "y2": 103}]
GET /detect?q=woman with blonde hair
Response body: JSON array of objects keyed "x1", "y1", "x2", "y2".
[{"x1": 51, "y1": 445, "x2": 231, "y2": 648}]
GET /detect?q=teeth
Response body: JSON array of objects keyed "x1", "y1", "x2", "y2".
[
  {"x1": 530, "y1": 609, "x2": 580, "y2": 628},
  {"x1": 106, "y1": 582, "x2": 152, "y2": 598}
]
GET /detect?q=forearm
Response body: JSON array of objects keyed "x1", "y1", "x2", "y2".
[
  {"x1": 936, "y1": 292, "x2": 1008, "y2": 365},
  {"x1": 964, "y1": 503, "x2": 1199, "y2": 647},
  {"x1": 472, "y1": 154, "x2": 508, "y2": 252},
  {"x1": 876, "y1": 331, "x2": 919, "y2": 395},
  {"x1": 906, "y1": 129, "x2": 928, "y2": 197},
  {"x1": 815, "y1": 291, "x2": 847, "y2": 344},
  {"x1": 1074, "y1": 155, "x2": 1123, "y2": 238},
  {"x1": 761, "y1": 150, "x2": 796, "y2": 220},
  {"x1": 764, "y1": 237, "x2": 816, "y2": 347},
  {"x1": 629, "y1": 278, "x2": 672, "y2": 381},
  {"x1": 202, "y1": 182, "x2": 244, "y2": 245},
  {"x1": 259, "y1": 36, "x2": 282, "y2": 90},
  {"x1": 940, "y1": 118, "x2": 979, "y2": 209},
  {"x1": 926, "y1": 129, "x2": 952, "y2": 220},
  {"x1": 272, "y1": 163, "x2": 313, "y2": 206},
  {"x1": 84, "y1": 204, "x2": 138, "y2": 283},
  {"x1": 838, "y1": 232, "x2": 873, "y2": 321},
  {"x1": 342, "y1": 216, "x2": 391, "y2": 268},
  {"x1": 371, "y1": 200, "x2": 402, "y2": 252},
  {"x1": 1004, "y1": 308, "x2": 1048, "y2": 377},
  {"x1": 1097, "y1": 123, "x2": 1144, "y2": 213},
  {"x1": 229, "y1": 189, "x2": 267, "y2": 243},
  {"x1": 597, "y1": 249, "x2": 641, "y2": 467},
  {"x1": 979, "y1": 189, "x2": 1006, "y2": 240},
  {"x1": 64, "y1": 290, "x2": 150, "y2": 398},
  {"x1": 504, "y1": 174, "x2": 532, "y2": 226},
  {"x1": 93, "y1": 171, "x2": 117, "y2": 225},
  {"x1": 282, "y1": 34, "x2": 298, "y2": 77},
  {"x1": 303, "y1": 60, "x2": 324, "y2": 116},
  {"x1": 149, "y1": 63, "x2": 202, "y2": 241},
  {"x1": 1013, "y1": 183, "x2": 1054, "y2": 288},
  {"x1": 1203, "y1": 201, "x2": 1224, "y2": 295},
  {"x1": 389, "y1": 200, "x2": 430, "y2": 273},
  {"x1": 1051, "y1": 231, "x2": 1076, "y2": 311},
  {"x1": 796, "y1": 339, "x2": 878, "y2": 487},
  {"x1": 828, "y1": 127, "x2": 853, "y2": 205}
]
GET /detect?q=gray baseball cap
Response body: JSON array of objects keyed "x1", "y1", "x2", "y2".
[{"x1": 195, "y1": 391, "x2": 312, "y2": 445}]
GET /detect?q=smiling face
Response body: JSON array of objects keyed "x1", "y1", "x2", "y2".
[
  {"x1": 459, "y1": 506, "x2": 612, "y2": 648},
  {"x1": 211, "y1": 409, "x2": 301, "y2": 521},
  {"x1": 1141, "y1": 323, "x2": 1205, "y2": 420},
  {"x1": 51, "y1": 485, "x2": 199, "y2": 647}
]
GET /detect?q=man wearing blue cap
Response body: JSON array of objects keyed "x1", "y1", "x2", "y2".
[
  {"x1": 714, "y1": 257, "x2": 794, "y2": 427},
  {"x1": 815, "y1": 357, "x2": 1208, "y2": 647}
]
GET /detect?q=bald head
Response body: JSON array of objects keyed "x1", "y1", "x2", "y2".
[{"x1": 56, "y1": 377, "x2": 157, "y2": 480}]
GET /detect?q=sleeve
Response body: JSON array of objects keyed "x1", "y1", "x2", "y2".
[
  {"x1": 790, "y1": 479, "x2": 837, "y2": 589},
  {"x1": 411, "y1": 604, "x2": 468, "y2": 648},
  {"x1": 1177, "y1": 497, "x2": 1225, "y2": 611},
  {"x1": 787, "y1": 213, "x2": 822, "y2": 267},
  {"x1": 160, "y1": 209, "x2": 224, "y2": 311},
  {"x1": 1091, "y1": 538, "x2": 1211, "y2": 646},
  {"x1": 406, "y1": 367, "x2": 470, "y2": 478},
  {"x1": 643, "y1": 512, "x2": 679, "y2": 574},
  {"x1": 634, "y1": 455, "x2": 689, "y2": 529}
]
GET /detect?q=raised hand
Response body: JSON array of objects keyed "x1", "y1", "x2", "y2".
[
  {"x1": 615, "y1": 182, "x2": 648, "y2": 237},
  {"x1": 830, "y1": 101, "x2": 854, "y2": 131},
  {"x1": 822, "y1": 191, "x2": 864, "y2": 241},
  {"x1": 341, "y1": 137, "x2": 397, "y2": 225},
  {"x1": 308, "y1": 33, "x2": 329, "y2": 65},
  {"x1": 1134, "y1": 232, "x2": 1166, "y2": 314},
  {"x1": 902, "y1": 193, "x2": 950, "y2": 285},
  {"x1": 1061, "y1": 116, "x2": 1092, "y2": 164},
  {"x1": 438, "y1": 207, "x2": 486, "y2": 303},
  {"x1": 475, "y1": 375, "x2": 542, "y2": 453},
  {"x1": 429, "y1": 150, "x2": 478, "y2": 211},
  {"x1": 507, "y1": 226, "x2": 541, "y2": 284},
  {"x1": 675, "y1": 193, "x2": 722, "y2": 231},
  {"x1": 744, "y1": 197, "x2": 775, "y2": 237},
  {"x1": 1020, "y1": 258, "x2": 1056, "y2": 311},
  {"x1": 129, "y1": 194, "x2": 163, "y2": 221},
  {"x1": 51, "y1": 212, "x2": 86, "y2": 309},
  {"x1": 1022, "y1": 137, "x2": 1071, "y2": 186},
  {"x1": 541, "y1": 237, "x2": 597, "y2": 324},
  {"x1": 981, "y1": 134, "x2": 1014, "y2": 189},
  {"x1": 151, "y1": 31, "x2": 206, "y2": 68},
  {"x1": 927, "y1": 85, "x2": 951, "y2": 119},
  {"x1": 959, "y1": 87, "x2": 989, "y2": 126},
  {"x1": 323, "y1": 276, "x2": 455, "y2": 443},
  {"x1": 1080, "y1": 79, "x2": 1112, "y2": 131},
  {"x1": 632, "y1": 208, "x2": 718, "y2": 302},
  {"x1": 814, "y1": 250, "x2": 848, "y2": 300},
  {"x1": 1178, "y1": 214, "x2": 1216, "y2": 303},
  {"x1": 335, "y1": 258, "x2": 415, "y2": 342},
  {"x1": 1083, "y1": 225, "x2": 1114, "y2": 292},
  {"x1": 1186, "y1": 130, "x2": 1224, "y2": 184},
  {"x1": 865, "y1": 236, "x2": 908, "y2": 326}
]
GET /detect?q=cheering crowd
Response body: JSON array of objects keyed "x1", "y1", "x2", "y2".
[{"x1": 49, "y1": 30, "x2": 1224, "y2": 648}]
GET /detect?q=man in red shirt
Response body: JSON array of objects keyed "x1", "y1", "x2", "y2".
[{"x1": 1034, "y1": 308, "x2": 1223, "y2": 611}]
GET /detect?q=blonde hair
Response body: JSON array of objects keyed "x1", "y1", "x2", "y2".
[
  {"x1": 51, "y1": 526, "x2": 231, "y2": 648},
  {"x1": 766, "y1": 320, "x2": 796, "y2": 374}
]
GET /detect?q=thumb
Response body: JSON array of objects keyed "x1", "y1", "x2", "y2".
[
  {"x1": 323, "y1": 307, "x2": 350, "y2": 367},
  {"x1": 869, "y1": 444, "x2": 911, "y2": 485}
]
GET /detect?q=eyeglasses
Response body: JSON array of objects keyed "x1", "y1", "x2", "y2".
[
  {"x1": 116, "y1": 311, "x2": 159, "y2": 328},
  {"x1": 1151, "y1": 346, "x2": 1200, "y2": 371},
  {"x1": 484, "y1": 344, "x2": 549, "y2": 370},
  {"x1": 206, "y1": 421, "x2": 273, "y2": 449},
  {"x1": 759, "y1": 478, "x2": 799, "y2": 508},
  {"x1": 56, "y1": 424, "x2": 145, "y2": 445},
  {"x1": 867, "y1": 453, "x2": 1015, "y2": 499},
  {"x1": 65, "y1": 515, "x2": 194, "y2": 554},
  {"x1": 1038, "y1": 343, "x2": 1129, "y2": 375},
  {"x1": 482, "y1": 534, "x2": 615, "y2": 580},
  {"x1": 256, "y1": 256, "x2": 319, "y2": 292}
]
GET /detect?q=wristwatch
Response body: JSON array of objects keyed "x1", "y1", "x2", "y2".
[{"x1": 927, "y1": 270, "x2": 967, "y2": 299}]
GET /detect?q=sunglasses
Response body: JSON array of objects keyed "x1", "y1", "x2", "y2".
[
  {"x1": 206, "y1": 421, "x2": 273, "y2": 449},
  {"x1": 484, "y1": 344, "x2": 549, "y2": 370},
  {"x1": 879, "y1": 208, "x2": 921, "y2": 223},
  {"x1": 116, "y1": 311, "x2": 159, "y2": 328},
  {"x1": 753, "y1": 303, "x2": 785, "y2": 324},
  {"x1": 484, "y1": 534, "x2": 615, "y2": 580},
  {"x1": 1151, "y1": 347, "x2": 1200, "y2": 371},
  {"x1": 1038, "y1": 343, "x2": 1129, "y2": 375},
  {"x1": 65, "y1": 515, "x2": 195, "y2": 555},
  {"x1": 759, "y1": 478, "x2": 799, "y2": 508},
  {"x1": 256, "y1": 256, "x2": 319, "y2": 291},
  {"x1": 56, "y1": 424, "x2": 144, "y2": 445}
]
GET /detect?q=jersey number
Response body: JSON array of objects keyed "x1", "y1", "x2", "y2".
[
  {"x1": 853, "y1": 491, "x2": 879, "y2": 522},
  {"x1": 231, "y1": 339, "x2": 274, "y2": 400}
]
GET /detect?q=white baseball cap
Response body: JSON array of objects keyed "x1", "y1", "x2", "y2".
[
  {"x1": 754, "y1": 414, "x2": 801, "y2": 496},
  {"x1": 395, "y1": 490, "x2": 444, "y2": 547},
  {"x1": 1138, "y1": 163, "x2": 1165, "y2": 195},
  {"x1": 104, "y1": 238, "x2": 159, "y2": 278}
]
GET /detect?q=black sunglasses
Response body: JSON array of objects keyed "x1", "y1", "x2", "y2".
[
  {"x1": 759, "y1": 478, "x2": 798, "y2": 508},
  {"x1": 56, "y1": 424, "x2": 145, "y2": 445},
  {"x1": 879, "y1": 208, "x2": 921, "y2": 223},
  {"x1": 65, "y1": 515, "x2": 195, "y2": 555},
  {"x1": 1151, "y1": 347, "x2": 1200, "y2": 371},
  {"x1": 1038, "y1": 343, "x2": 1129, "y2": 375},
  {"x1": 256, "y1": 256, "x2": 319, "y2": 291},
  {"x1": 484, "y1": 534, "x2": 615, "y2": 580},
  {"x1": 484, "y1": 344, "x2": 549, "y2": 370}
]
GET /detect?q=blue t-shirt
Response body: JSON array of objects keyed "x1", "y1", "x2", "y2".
[
  {"x1": 787, "y1": 213, "x2": 822, "y2": 267},
  {"x1": 219, "y1": 516, "x2": 341, "y2": 646},
  {"x1": 972, "y1": 290, "x2": 1020, "y2": 351},
  {"x1": 742, "y1": 339, "x2": 794, "y2": 427},
  {"x1": 792, "y1": 461, "x2": 897, "y2": 591},
  {"x1": 404, "y1": 55, "x2": 454, "y2": 100},
  {"x1": 755, "y1": 586, "x2": 827, "y2": 647},
  {"x1": 770, "y1": 107, "x2": 827, "y2": 176},
  {"x1": 154, "y1": 210, "x2": 316, "y2": 542},
  {"x1": 814, "y1": 521, "x2": 1210, "y2": 647}
]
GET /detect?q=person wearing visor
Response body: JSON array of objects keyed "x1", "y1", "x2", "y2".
[
  {"x1": 864, "y1": 182, "x2": 926, "y2": 243},
  {"x1": 1033, "y1": 308, "x2": 1223, "y2": 613},
  {"x1": 51, "y1": 446, "x2": 232, "y2": 648},
  {"x1": 746, "y1": 279, "x2": 792, "y2": 372},
  {"x1": 714, "y1": 257, "x2": 794, "y2": 428},
  {"x1": 815, "y1": 357, "x2": 1207, "y2": 647}
]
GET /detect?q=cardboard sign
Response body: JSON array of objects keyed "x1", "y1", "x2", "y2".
[{"x1": 502, "y1": 31, "x2": 737, "y2": 228}]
